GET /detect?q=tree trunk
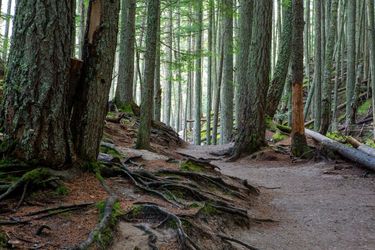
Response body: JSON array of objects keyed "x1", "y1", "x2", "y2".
[
  {"x1": 71, "y1": 0, "x2": 120, "y2": 161},
  {"x1": 115, "y1": 0, "x2": 136, "y2": 107},
  {"x1": 236, "y1": 0, "x2": 253, "y2": 126},
  {"x1": 231, "y1": 0, "x2": 272, "y2": 158},
  {"x1": 2, "y1": 0, "x2": 12, "y2": 61},
  {"x1": 266, "y1": 1, "x2": 293, "y2": 119},
  {"x1": 193, "y1": 0, "x2": 203, "y2": 145},
  {"x1": 136, "y1": 0, "x2": 160, "y2": 149},
  {"x1": 153, "y1": 15, "x2": 161, "y2": 121},
  {"x1": 313, "y1": 0, "x2": 322, "y2": 130},
  {"x1": 291, "y1": 0, "x2": 308, "y2": 157},
  {"x1": 1, "y1": 0, "x2": 74, "y2": 167},
  {"x1": 164, "y1": 4, "x2": 173, "y2": 126},
  {"x1": 220, "y1": 0, "x2": 234, "y2": 144},
  {"x1": 367, "y1": 0, "x2": 375, "y2": 139}
]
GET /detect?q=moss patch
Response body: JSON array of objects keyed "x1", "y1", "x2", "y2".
[
  {"x1": 358, "y1": 99, "x2": 371, "y2": 115},
  {"x1": 180, "y1": 160, "x2": 203, "y2": 172},
  {"x1": 200, "y1": 203, "x2": 217, "y2": 215},
  {"x1": 0, "y1": 231, "x2": 9, "y2": 248},
  {"x1": 100, "y1": 145, "x2": 122, "y2": 159},
  {"x1": 272, "y1": 132, "x2": 286, "y2": 142},
  {"x1": 326, "y1": 131, "x2": 347, "y2": 143}
]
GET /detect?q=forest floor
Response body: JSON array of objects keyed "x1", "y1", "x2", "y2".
[
  {"x1": 179, "y1": 143, "x2": 375, "y2": 250},
  {"x1": 1, "y1": 112, "x2": 375, "y2": 249}
]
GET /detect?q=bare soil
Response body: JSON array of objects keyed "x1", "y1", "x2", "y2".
[{"x1": 178, "y1": 144, "x2": 375, "y2": 250}]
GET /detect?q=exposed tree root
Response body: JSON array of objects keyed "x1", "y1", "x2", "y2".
[
  {"x1": 25, "y1": 202, "x2": 95, "y2": 216},
  {"x1": 217, "y1": 234, "x2": 259, "y2": 250}
]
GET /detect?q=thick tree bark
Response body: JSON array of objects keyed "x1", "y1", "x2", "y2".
[
  {"x1": 236, "y1": 0, "x2": 253, "y2": 127},
  {"x1": 2, "y1": 0, "x2": 74, "y2": 166},
  {"x1": 291, "y1": 0, "x2": 308, "y2": 157},
  {"x1": 231, "y1": 0, "x2": 272, "y2": 158},
  {"x1": 266, "y1": 1, "x2": 293, "y2": 119},
  {"x1": 71, "y1": 0, "x2": 120, "y2": 161},
  {"x1": 136, "y1": 0, "x2": 160, "y2": 149},
  {"x1": 220, "y1": 0, "x2": 234, "y2": 144},
  {"x1": 115, "y1": 0, "x2": 136, "y2": 107}
]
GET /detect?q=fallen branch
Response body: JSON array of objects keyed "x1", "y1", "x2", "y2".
[
  {"x1": 346, "y1": 137, "x2": 375, "y2": 157},
  {"x1": 26, "y1": 202, "x2": 95, "y2": 216},
  {"x1": 217, "y1": 234, "x2": 259, "y2": 250}
]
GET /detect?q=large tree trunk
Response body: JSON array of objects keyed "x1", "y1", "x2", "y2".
[
  {"x1": 115, "y1": 0, "x2": 136, "y2": 107},
  {"x1": 366, "y1": 0, "x2": 375, "y2": 139},
  {"x1": 231, "y1": 0, "x2": 272, "y2": 158},
  {"x1": 266, "y1": 1, "x2": 293, "y2": 119},
  {"x1": 71, "y1": 0, "x2": 120, "y2": 161},
  {"x1": 1, "y1": 0, "x2": 74, "y2": 167},
  {"x1": 291, "y1": 0, "x2": 308, "y2": 157},
  {"x1": 220, "y1": 0, "x2": 234, "y2": 144},
  {"x1": 136, "y1": 0, "x2": 160, "y2": 149}
]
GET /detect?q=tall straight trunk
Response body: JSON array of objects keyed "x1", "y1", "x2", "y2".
[
  {"x1": 206, "y1": 0, "x2": 214, "y2": 145},
  {"x1": 345, "y1": 0, "x2": 356, "y2": 129},
  {"x1": 136, "y1": 0, "x2": 159, "y2": 149},
  {"x1": 153, "y1": 16, "x2": 161, "y2": 121},
  {"x1": 164, "y1": 5, "x2": 173, "y2": 126},
  {"x1": 220, "y1": 0, "x2": 234, "y2": 144},
  {"x1": 115, "y1": 0, "x2": 136, "y2": 107},
  {"x1": 78, "y1": 0, "x2": 87, "y2": 59},
  {"x1": 231, "y1": 0, "x2": 272, "y2": 158},
  {"x1": 2, "y1": 0, "x2": 73, "y2": 166},
  {"x1": 367, "y1": 0, "x2": 375, "y2": 139},
  {"x1": 2, "y1": 0, "x2": 12, "y2": 61},
  {"x1": 266, "y1": 1, "x2": 293, "y2": 119},
  {"x1": 71, "y1": 0, "x2": 120, "y2": 160},
  {"x1": 176, "y1": 5, "x2": 182, "y2": 133},
  {"x1": 212, "y1": 41, "x2": 224, "y2": 146},
  {"x1": 291, "y1": 0, "x2": 308, "y2": 156},
  {"x1": 305, "y1": 0, "x2": 311, "y2": 90},
  {"x1": 320, "y1": 0, "x2": 339, "y2": 134},
  {"x1": 236, "y1": 0, "x2": 253, "y2": 125},
  {"x1": 313, "y1": 0, "x2": 322, "y2": 130},
  {"x1": 193, "y1": 0, "x2": 203, "y2": 145}
]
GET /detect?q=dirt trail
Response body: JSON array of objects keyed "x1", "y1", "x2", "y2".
[{"x1": 178, "y1": 144, "x2": 375, "y2": 250}]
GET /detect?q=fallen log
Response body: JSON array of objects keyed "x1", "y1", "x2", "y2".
[
  {"x1": 305, "y1": 129, "x2": 375, "y2": 171},
  {"x1": 346, "y1": 136, "x2": 375, "y2": 157}
]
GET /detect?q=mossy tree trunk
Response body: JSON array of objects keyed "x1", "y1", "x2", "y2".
[
  {"x1": 71, "y1": 0, "x2": 120, "y2": 161},
  {"x1": 291, "y1": 0, "x2": 308, "y2": 157},
  {"x1": 1, "y1": 0, "x2": 74, "y2": 167},
  {"x1": 136, "y1": 0, "x2": 160, "y2": 149},
  {"x1": 231, "y1": 0, "x2": 272, "y2": 158}
]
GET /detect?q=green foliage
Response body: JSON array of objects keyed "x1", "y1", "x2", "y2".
[
  {"x1": 364, "y1": 139, "x2": 375, "y2": 148},
  {"x1": 326, "y1": 131, "x2": 346, "y2": 143},
  {"x1": 200, "y1": 203, "x2": 217, "y2": 215},
  {"x1": 55, "y1": 184, "x2": 69, "y2": 196},
  {"x1": 180, "y1": 160, "x2": 203, "y2": 172},
  {"x1": 358, "y1": 100, "x2": 371, "y2": 115},
  {"x1": 118, "y1": 103, "x2": 134, "y2": 115},
  {"x1": 265, "y1": 117, "x2": 277, "y2": 132},
  {"x1": 100, "y1": 145, "x2": 122, "y2": 159},
  {"x1": 272, "y1": 132, "x2": 286, "y2": 143},
  {"x1": 0, "y1": 231, "x2": 8, "y2": 248},
  {"x1": 23, "y1": 168, "x2": 50, "y2": 184}
]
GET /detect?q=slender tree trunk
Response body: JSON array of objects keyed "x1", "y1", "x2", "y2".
[
  {"x1": 291, "y1": 0, "x2": 308, "y2": 156},
  {"x1": 367, "y1": 0, "x2": 375, "y2": 139},
  {"x1": 266, "y1": 1, "x2": 293, "y2": 119},
  {"x1": 2, "y1": 0, "x2": 12, "y2": 61},
  {"x1": 115, "y1": 0, "x2": 136, "y2": 107},
  {"x1": 220, "y1": 0, "x2": 234, "y2": 144},
  {"x1": 193, "y1": 0, "x2": 203, "y2": 145},
  {"x1": 153, "y1": 15, "x2": 161, "y2": 121},
  {"x1": 164, "y1": 4, "x2": 173, "y2": 126},
  {"x1": 78, "y1": 0, "x2": 87, "y2": 59},
  {"x1": 320, "y1": 0, "x2": 339, "y2": 134},
  {"x1": 345, "y1": 0, "x2": 356, "y2": 130},
  {"x1": 231, "y1": 0, "x2": 272, "y2": 158},
  {"x1": 206, "y1": 0, "x2": 214, "y2": 145},
  {"x1": 71, "y1": 0, "x2": 120, "y2": 161},
  {"x1": 313, "y1": 0, "x2": 322, "y2": 130},
  {"x1": 136, "y1": 0, "x2": 160, "y2": 149}
]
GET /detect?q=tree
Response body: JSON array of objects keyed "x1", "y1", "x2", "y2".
[
  {"x1": 115, "y1": 0, "x2": 137, "y2": 108},
  {"x1": 367, "y1": 0, "x2": 375, "y2": 139},
  {"x1": 2, "y1": 0, "x2": 12, "y2": 60},
  {"x1": 164, "y1": 3, "x2": 173, "y2": 126},
  {"x1": 136, "y1": 0, "x2": 160, "y2": 149},
  {"x1": 266, "y1": 0, "x2": 293, "y2": 119},
  {"x1": 320, "y1": 0, "x2": 339, "y2": 134},
  {"x1": 220, "y1": 0, "x2": 234, "y2": 144},
  {"x1": 193, "y1": 0, "x2": 203, "y2": 145},
  {"x1": 345, "y1": 0, "x2": 356, "y2": 130},
  {"x1": 313, "y1": 0, "x2": 322, "y2": 130},
  {"x1": 290, "y1": 0, "x2": 308, "y2": 156},
  {"x1": 231, "y1": 0, "x2": 272, "y2": 159}
]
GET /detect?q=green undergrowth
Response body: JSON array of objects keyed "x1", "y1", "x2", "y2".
[
  {"x1": 365, "y1": 139, "x2": 375, "y2": 148},
  {"x1": 358, "y1": 99, "x2": 371, "y2": 115},
  {"x1": 272, "y1": 132, "x2": 286, "y2": 142},
  {"x1": 94, "y1": 200, "x2": 123, "y2": 249},
  {"x1": 0, "y1": 231, "x2": 8, "y2": 249},
  {"x1": 326, "y1": 131, "x2": 347, "y2": 143},
  {"x1": 100, "y1": 145, "x2": 122, "y2": 159},
  {"x1": 118, "y1": 103, "x2": 134, "y2": 115},
  {"x1": 55, "y1": 184, "x2": 69, "y2": 196},
  {"x1": 180, "y1": 160, "x2": 203, "y2": 172},
  {"x1": 200, "y1": 203, "x2": 217, "y2": 216}
]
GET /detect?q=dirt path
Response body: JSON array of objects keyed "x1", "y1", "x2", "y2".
[{"x1": 178, "y1": 144, "x2": 375, "y2": 250}]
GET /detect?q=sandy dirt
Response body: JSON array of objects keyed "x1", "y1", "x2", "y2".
[{"x1": 178, "y1": 144, "x2": 375, "y2": 250}]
